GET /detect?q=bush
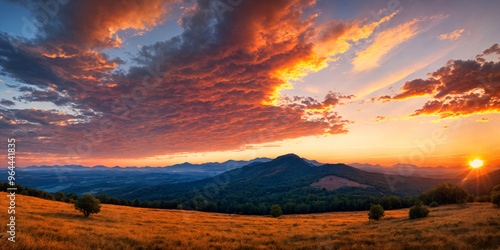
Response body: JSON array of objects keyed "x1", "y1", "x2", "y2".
[
  {"x1": 409, "y1": 201, "x2": 429, "y2": 219},
  {"x1": 368, "y1": 204, "x2": 384, "y2": 221},
  {"x1": 493, "y1": 184, "x2": 500, "y2": 193},
  {"x1": 74, "y1": 194, "x2": 101, "y2": 217},
  {"x1": 55, "y1": 191, "x2": 65, "y2": 201},
  {"x1": 429, "y1": 201, "x2": 439, "y2": 207},
  {"x1": 475, "y1": 195, "x2": 491, "y2": 202},
  {"x1": 491, "y1": 184, "x2": 500, "y2": 206},
  {"x1": 419, "y1": 183, "x2": 469, "y2": 205},
  {"x1": 491, "y1": 192, "x2": 500, "y2": 206},
  {"x1": 271, "y1": 204, "x2": 283, "y2": 218}
]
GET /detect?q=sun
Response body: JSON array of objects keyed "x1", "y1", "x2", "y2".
[{"x1": 469, "y1": 159, "x2": 483, "y2": 169}]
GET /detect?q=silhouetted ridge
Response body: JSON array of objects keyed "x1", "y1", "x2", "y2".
[
  {"x1": 274, "y1": 153, "x2": 301, "y2": 161},
  {"x1": 270, "y1": 153, "x2": 309, "y2": 165}
]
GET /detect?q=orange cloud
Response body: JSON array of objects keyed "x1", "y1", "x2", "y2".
[
  {"x1": 378, "y1": 44, "x2": 500, "y2": 120},
  {"x1": 43, "y1": 0, "x2": 178, "y2": 49},
  {"x1": 372, "y1": 116, "x2": 388, "y2": 123},
  {"x1": 0, "y1": 0, "x2": 357, "y2": 162},
  {"x1": 438, "y1": 29, "x2": 465, "y2": 40},
  {"x1": 314, "y1": 11, "x2": 397, "y2": 57},
  {"x1": 352, "y1": 16, "x2": 444, "y2": 72}
]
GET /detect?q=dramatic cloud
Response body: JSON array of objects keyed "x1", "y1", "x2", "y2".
[
  {"x1": 0, "y1": 0, "x2": 375, "y2": 161},
  {"x1": 438, "y1": 29, "x2": 464, "y2": 40},
  {"x1": 378, "y1": 44, "x2": 500, "y2": 119},
  {"x1": 31, "y1": 0, "x2": 179, "y2": 49}
]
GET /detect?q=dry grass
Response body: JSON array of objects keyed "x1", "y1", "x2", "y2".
[{"x1": 1, "y1": 193, "x2": 500, "y2": 249}]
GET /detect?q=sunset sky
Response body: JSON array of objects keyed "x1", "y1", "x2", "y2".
[{"x1": 0, "y1": 0, "x2": 499, "y2": 168}]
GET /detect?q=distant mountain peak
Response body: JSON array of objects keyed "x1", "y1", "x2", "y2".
[{"x1": 274, "y1": 153, "x2": 302, "y2": 161}]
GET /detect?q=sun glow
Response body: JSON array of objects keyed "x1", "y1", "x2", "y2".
[{"x1": 469, "y1": 159, "x2": 483, "y2": 169}]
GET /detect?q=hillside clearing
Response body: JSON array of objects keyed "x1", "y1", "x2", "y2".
[
  {"x1": 1, "y1": 193, "x2": 500, "y2": 249},
  {"x1": 310, "y1": 175, "x2": 372, "y2": 190}
]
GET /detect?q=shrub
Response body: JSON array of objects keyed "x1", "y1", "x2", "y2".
[
  {"x1": 419, "y1": 183, "x2": 469, "y2": 205},
  {"x1": 67, "y1": 193, "x2": 78, "y2": 200},
  {"x1": 475, "y1": 195, "x2": 491, "y2": 202},
  {"x1": 133, "y1": 198, "x2": 141, "y2": 207},
  {"x1": 429, "y1": 201, "x2": 439, "y2": 207},
  {"x1": 55, "y1": 191, "x2": 65, "y2": 201},
  {"x1": 368, "y1": 204, "x2": 384, "y2": 221},
  {"x1": 493, "y1": 184, "x2": 500, "y2": 193},
  {"x1": 74, "y1": 194, "x2": 101, "y2": 217},
  {"x1": 491, "y1": 184, "x2": 500, "y2": 206},
  {"x1": 491, "y1": 192, "x2": 500, "y2": 206},
  {"x1": 409, "y1": 201, "x2": 429, "y2": 219},
  {"x1": 271, "y1": 204, "x2": 283, "y2": 218}
]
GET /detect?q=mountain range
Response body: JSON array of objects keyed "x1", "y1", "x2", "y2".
[
  {"x1": 103, "y1": 154, "x2": 459, "y2": 201},
  {"x1": 4, "y1": 153, "x2": 499, "y2": 200}
]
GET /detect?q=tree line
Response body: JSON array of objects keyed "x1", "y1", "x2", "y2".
[{"x1": 2, "y1": 182, "x2": 498, "y2": 217}]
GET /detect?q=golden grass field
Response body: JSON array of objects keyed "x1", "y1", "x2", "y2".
[{"x1": 1, "y1": 193, "x2": 500, "y2": 249}]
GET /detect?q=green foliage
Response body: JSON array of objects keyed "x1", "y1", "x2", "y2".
[
  {"x1": 475, "y1": 195, "x2": 490, "y2": 202},
  {"x1": 368, "y1": 204, "x2": 384, "y2": 221},
  {"x1": 429, "y1": 201, "x2": 439, "y2": 207},
  {"x1": 409, "y1": 201, "x2": 429, "y2": 219},
  {"x1": 492, "y1": 184, "x2": 500, "y2": 193},
  {"x1": 160, "y1": 200, "x2": 179, "y2": 209},
  {"x1": 491, "y1": 192, "x2": 500, "y2": 206},
  {"x1": 489, "y1": 184, "x2": 500, "y2": 206},
  {"x1": 271, "y1": 204, "x2": 283, "y2": 218},
  {"x1": 74, "y1": 194, "x2": 101, "y2": 217},
  {"x1": 67, "y1": 193, "x2": 78, "y2": 200},
  {"x1": 133, "y1": 198, "x2": 141, "y2": 207},
  {"x1": 467, "y1": 194, "x2": 475, "y2": 203},
  {"x1": 419, "y1": 183, "x2": 469, "y2": 205},
  {"x1": 96, "y1": 194, "x2": 109, "y2": 203},
  {"x1": 55, "y1": 191, "x2": 65, "y2": 201}
]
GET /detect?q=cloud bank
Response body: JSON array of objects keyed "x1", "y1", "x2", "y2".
[
  {"x1": 377, "y1": 44, "x2": 500, "y2": 119},
  {"x1": 0, "y1": 0, "x2": 393, "y2": 161}
]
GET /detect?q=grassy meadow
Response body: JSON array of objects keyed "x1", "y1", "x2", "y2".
[{"x1": 1, "y1": 192, "x2": 500, "y2": 249}]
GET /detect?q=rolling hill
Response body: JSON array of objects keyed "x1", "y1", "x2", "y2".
[{"x1": 461, "y1": 169, "x2": 500, "y2": 195}]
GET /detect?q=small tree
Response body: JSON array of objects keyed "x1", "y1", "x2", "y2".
[
  {"x1": 409, "y1": 201, "x2": 429, "y2": 219},
  {"x1": 133, "y1": 198, "x2": 141, "y2": 207},
  {"x1": 491, "y1": 192, "x2": 500, "y2": 206},
  {"x1": 67, "y1": 193, "x2": 78, "y2": 200},
  {"x1": 491, "y1": 185, "x2": 500, "y2": 206},
  {"x1": 429, "y1": 201, "x2": 439, "y2": 207},
  {"x1": 368, "y1": 204, "x2": 384, "y2": 221},
  {"x1": 55, "y1": 191, "x2": 65, "y2": 201},
  {"x1": 271, "y1": 204, "x2": 283, "y2": 218},
  {"x1": 75, "y1": 194, "x2": 101, "y2": 217}
]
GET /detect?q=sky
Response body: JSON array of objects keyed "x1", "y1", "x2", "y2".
[{"x1": 0, "y1": 0, "x2": 499, "y2": 168}]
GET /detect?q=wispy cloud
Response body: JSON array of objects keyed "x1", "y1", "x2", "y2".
[
  {"x1": 352, "y1": 15, "x2": 446, "y2": 72},
  {"x1": 438, "y1": 29, "x2": 464, "y2": 40}
]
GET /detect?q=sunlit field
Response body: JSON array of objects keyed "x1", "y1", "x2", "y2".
[{"x1": 1, "y1": 193, "x2": 500, "y2": 249}]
